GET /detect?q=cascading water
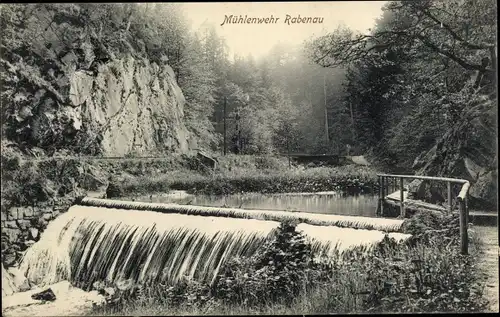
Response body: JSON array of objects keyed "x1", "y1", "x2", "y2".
[
  {"x1": 19, "y1": 206, "x2": 277, "y2": 289},
  {"x1": 18, "y1": 204, "x2": 411, "y2": 291},
  {"x1": 298, "y1": 223, "x2": 410, "y2": 256}
]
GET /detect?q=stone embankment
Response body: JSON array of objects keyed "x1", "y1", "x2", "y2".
[{"x1": 1, "y1": 194, "x2": 83, "y2": 268}]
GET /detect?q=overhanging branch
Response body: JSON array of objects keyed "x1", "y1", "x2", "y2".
[{"x1": 420, "y1": 8, "x2": 494, "y2": 50}]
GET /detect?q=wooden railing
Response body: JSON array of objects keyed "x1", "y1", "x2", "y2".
[{"x1": 377, "y1": 174, "x2": 471, "y2": 255}]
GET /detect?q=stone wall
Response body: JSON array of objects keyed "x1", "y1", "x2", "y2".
[{"x1": 1, "y1": 195, "x2": 82, "y2": 268}]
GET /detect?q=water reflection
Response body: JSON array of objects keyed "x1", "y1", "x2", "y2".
[{"x1": 143, "y1": 192, "x2": 378, "y2": 217}]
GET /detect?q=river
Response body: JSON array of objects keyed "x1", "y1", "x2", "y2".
[{"x1": 131, "y1": 191, "x2": 379, "y2": 217}]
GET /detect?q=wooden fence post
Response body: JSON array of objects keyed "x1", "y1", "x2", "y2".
[
  {"x1": 447, "y1": 181, "x2": 452, "y2": 213},
  {"x1": 381, "y1": 176, "x2": 385, "y2": 217},
  {"x1": 377, "y1": 176, "x2": 382, "y2": 216},
  {"x1": 459, "y1": 197, "x2": 468, "y2": 255},
  {"x1": 399, "y1": 177, "x2": 405, "y2": 218},
  {"x1": 465, "y1": 192, "x2": 469, "y2": 237}
]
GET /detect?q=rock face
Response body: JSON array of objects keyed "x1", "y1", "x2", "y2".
[
  {"x1": 412, "y1": 94, "x2": 497, "y2": 209},
  {"x1": 469, "y1": 170, "x2": 498, "y2": 208},
  {"x1": 68, "y1": 59, "x2": 190, "y2": 156},
  {"x1": 6, "y1": 56, "x2": 191, "y2": 157}
]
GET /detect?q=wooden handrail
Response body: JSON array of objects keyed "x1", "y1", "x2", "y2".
[
  {"x1": 377, "y1": 174, "x2": 469, "y2": 184},
  {"x1": 377, "y1": 173, "x2": 471, "y2": 255}
]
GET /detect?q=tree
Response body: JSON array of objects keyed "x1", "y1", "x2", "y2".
[{"x1": 306, "y1": 0, "x2": 497, "y2": 171}]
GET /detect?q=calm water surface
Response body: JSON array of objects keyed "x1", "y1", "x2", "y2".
[{"x1": 137, "y1": 191, "x2": 379, "y2": 217}]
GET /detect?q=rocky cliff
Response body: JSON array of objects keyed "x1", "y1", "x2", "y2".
[
  {"x1": 68, "y1": 57, "x2": 190, "y2": 156},
  {"x1": 412, "y1": 93, "x2": 497, "y2": 209},
  {"x1": 3, "y1": 55, "x2": 191, "y2": 157},
  {"x1": 1, "y1": 4, "x2": 193, "y2": 156}
]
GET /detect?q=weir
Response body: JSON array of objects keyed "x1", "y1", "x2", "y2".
[
  {"x1": 17, "y1": 201, "x2": 410, "y2": 291},
  {"x1": 80, "y1": 197, "x2": 405, "y2": 232}
]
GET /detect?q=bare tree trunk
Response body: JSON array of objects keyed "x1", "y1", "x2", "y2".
[
  {"x1": 223, "y1": 97, "x2": 227, "y2": 156},
  {"x1": 349, "y1": 103, "x2": 356, "y2": 141},
  {"x1": 323, "y1": 73, "x2": 329, "y2": 145}
]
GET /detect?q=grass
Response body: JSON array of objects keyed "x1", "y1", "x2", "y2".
[
  {"x1": 114, "y1": 164, "x2": 379, "y2": 198},
  {"x1": 88, "y1": 211, "x2": 490, "y2": 315}
]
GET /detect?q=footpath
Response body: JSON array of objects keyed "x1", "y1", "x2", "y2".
[{"x1": 476, "y1": 225, "x2": 499, "y2": 312}]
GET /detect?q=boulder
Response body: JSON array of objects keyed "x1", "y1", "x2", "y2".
[
  {"x1": 469, "y1": 170, "x2": 498, "y2": 209},
  {"x1": 106, "y1": 181, "x2": 124, "y2": 199},
  {"x1": 106, "y1": 173, "x2": 136, "y2": 198},
  {"x1": 406, "y1": 179, "x2": 426, "y2": 200},
  {"x1": 31, "y1": 288, "x2": 56, "y2": 301}
]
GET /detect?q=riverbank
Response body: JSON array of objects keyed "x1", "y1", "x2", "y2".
[
  {"x1": 112, "y1": 163, "x2": 378, "y2": 198},
  {"x1": 1, "y1": 153, "x2": 377, "y2": 206},
  {"x1": 1, "y1": 151, "x2": 494, "y2": 315}
]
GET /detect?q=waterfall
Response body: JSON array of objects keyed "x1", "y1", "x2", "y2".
[{"x1": 18, "y1": 204, "x2": 410, "y2": 291}]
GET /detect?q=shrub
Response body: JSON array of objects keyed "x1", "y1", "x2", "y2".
[
  {"x1": 212, "y1": 220, "x2": 331, "y2": 307},
  {"x1": 1, "y1": 160, "x2": 55, "y2": 207}
]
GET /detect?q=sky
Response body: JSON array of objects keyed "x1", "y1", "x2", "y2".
[{"x1": 182, "y1": 1, "x2": 387, "y2": 59}]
